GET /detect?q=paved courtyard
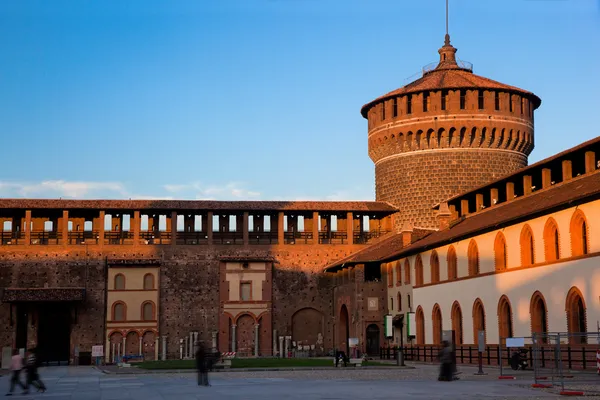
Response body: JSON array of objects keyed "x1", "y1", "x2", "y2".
[{"x1": 0, "y1": 365, "x2": 592, "y2": 399}]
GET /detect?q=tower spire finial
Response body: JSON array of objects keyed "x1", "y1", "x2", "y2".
[{"x1": 445, "y1": 0, "x2": 450, "y2": 45}]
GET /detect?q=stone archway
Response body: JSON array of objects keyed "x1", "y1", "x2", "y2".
[
  {"x1": 142, "y1": 331, "x2": 156, "y2": 361},
  {"x1": 109, "y1": 332, "x2": 123, "y2": 363},
  {"x1": 125, "y1": 331, "x2": 139, "y2": 356},
  {"x1": 236, "y1": 314, "x2": 255, "y2": 357},
  {"x1": 291, "y1": 308, "x2": 324, "y2": 354},
  {"x1": 338, "y1": 305, "x2": 350, "y2": 353},
  {"x1": 566, "y1": 287, "x2": 587, "y2": 344}
]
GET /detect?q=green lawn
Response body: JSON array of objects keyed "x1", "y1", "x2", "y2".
[{"x1": 137, "y1": 358, "x2": 392, "y2": 370}]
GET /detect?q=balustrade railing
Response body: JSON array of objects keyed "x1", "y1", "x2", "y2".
[
  {"x1": 176, "y1": 231, "x2": 209, "y2": 245},
  {"x1": 140, "y1": 231, "x2": 171, "y2": 245},
  {"x1": 249, "y1": 231, "x2": 278, "y2": 245},
  {"x1": 212, "y1": 231, "x2": 243, "y2": 245},
  {"x1": 0, "y1": 231, "x2": 24, "y2": 245},
  {"x1": 30, "y1": 231, "x2": 60, "y2": 245},
  {"x1": 284, "y1": 231, "x2": 313, "y2": 244}
]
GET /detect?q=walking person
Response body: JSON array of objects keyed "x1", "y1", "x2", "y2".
[
  {"x1": 5, "y1": 349, "x2": 26, "y2": 396},
  {"x1": 195, "y1": 341, "x2": 210, "y2": 387},
  {"x1": 24, "y1": 348, "x2": 46, "y2": 394},
  {"x1": 438, "y1": 340, "x2": 453, "y2": 382}
]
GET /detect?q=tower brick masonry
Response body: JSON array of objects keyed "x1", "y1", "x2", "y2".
[{"x1": 362, "y1": 34, "x2": 542, "y2": 230}]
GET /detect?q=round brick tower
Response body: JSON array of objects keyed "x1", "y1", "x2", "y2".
[{"x1": 362, "y1": 34, "x2": 542, "y2": 230}]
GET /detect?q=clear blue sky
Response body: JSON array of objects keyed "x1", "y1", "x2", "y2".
[{"x1": 0, "y1": 0, "x2": 598, "y2": 201}]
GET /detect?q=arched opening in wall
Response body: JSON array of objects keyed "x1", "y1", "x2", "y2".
[
  {"x1": 459, "y1": 127, "x2": 466, "y2": 147},
  {"x1": 565, "y1": 287, "x2": 587, "y2": 344},
  {"x1": 143, "y1": 273, "x2": 155, "y2": 290},
  {"x1": 447, "y1": 246, "x2": 457, "y2": 281},
  {"x1": 494, "y1": 232, "x2": 507, "y2": 271},
  {"x1": 489, "y1": 128, "x2": 496, "y2": 147},
  {"x1": 387, "y1": 263, "x2": 393, "y2": 287},
  {"x1": 430, "y1": 251, "x2": 440, "y2": 284},
  {"x1": 543, "y1": 218, "x2": 560, "y2": 262},
  {"x1": 426, "y1": 129, "x2": 434, "y2": 149},
  {"x1": 339, "y1": 305, "x2": 350, "y2": 353},
  {"x1": 114, "y1": 274, "x2": 125, "y2": 290},
  {"x1": 112, "y1": 302, "x2": 126, "y2": 321},
  {"x1": 437, "y1": 128, "x2": 445, "y2": 148},
  {"x1": 498, "y1": 128, "x2": 505, "y2": 148},
  {"x1": 415, "y1": 255, "x2": 424, "y2": 286},
  {"x1": 366, "y1": 324, "x2": 380, "y2": 356},
  {"x1": 570, "y1": 210, "x2": 589, "y2": 257},
  {"x1": 448, "y1": 127, "x2": 456, "y2": 147},
  {"x1": 142, "y1": 302, "x2": 155, "y2": 321},
  {"x1": 109, "y1": 331, "x2": 123, "y2": 359},
  {"x1": 125, "y1": 331, "x2": 139, "y2": 356},
  {"x1": 142, "y1": 331, "x2": 156, "y2": 361},
  {"x1": 406, "y1": 131, "x2": 413, "y2": 150},
  {"x1": 530, "y1": 291, "x2": 548, "y2": 343},
  {"x1": 416, "y1": 306, "x2": 425, "y2": 345},
  {"x1": 415, "y1": 130, "x2": 423, "y2": 149},
  {"x1": 292, "y1": 308, "x2": 324, "y2": 352},
  {"x1": 404, "y1": 259, "x2": 411, "y2": 285},
  {"x1": 469, "y1": 127, "x2": 477, "y2": 147},
  {"x1": 451, "y1": 302, "x2": 463, "y2": 345},
  {"x1": 236, "y1": 314, "x2": 256, "y2": 357},
  {"x1": 468, "y1": 240, "x2": 479, "y2": 276},
  {"x1": 480, "y1": 127, "x2": 487, "y2": 147},
  {"x1": 497, "y1": 296, "x2": 513, "y2": 344},
  {"x1": 505, "y1": 129, "x2": 513, "y2": 149},
  {"x1": 432, "y1": 304, "x2": 442, "y2": 345},
  {"x1": 472, "y1": 299, "x2": 486, "y2": 345},
  {"x1": 520, "y1": 225, "x2": 535, "y2": 266},
  {"x1": 396, "y1": 262, "x2": 402, "y2": 286}
]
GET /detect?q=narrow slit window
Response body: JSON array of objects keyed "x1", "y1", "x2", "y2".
[
  {"x1": 392, "y1": 98, "x2": 398, "y2": 118},
  {"x1": 407, "y1": 96, "x2": 412, "y2": 114},
  {"x1": 478, "y1": 90, "x2": 484, "y2": 110},
  {"x1": 460, "y1": 90, "x2": 466, "y2": 110}
]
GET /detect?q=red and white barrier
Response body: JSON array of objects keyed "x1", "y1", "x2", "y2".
[{"x1": 222, "y1": 352, "x2": 236, "y2": 359}]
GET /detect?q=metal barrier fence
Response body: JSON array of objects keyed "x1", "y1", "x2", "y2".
[{"x1": 531, "y1": 332, "x2": 600, "y2": 395}]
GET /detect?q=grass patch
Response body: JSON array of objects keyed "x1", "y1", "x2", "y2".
[{"x1": 137, "y1": 358, "x2": 336, "y2": 370}]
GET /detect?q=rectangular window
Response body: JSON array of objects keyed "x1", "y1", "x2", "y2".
[
  {"x1": 390, "y1": 297, "x2": 394, "y2": 311},
  {"x1": 509, "y1": 95, "x2": 513, "y2": 112},
  {"x1": 407, "y1": 96, "x2": 412, "y2": 114},
  {"x1": 398, "y1": 294, "x2": 402, "y2": 311},
  {"x1": 459, "y1": 89, "x2": 466, "y2": 110},
  {"x1": 381, "y1": 102, "x2": 386, "y2": 120},
  {"x1": 392, "y1": 98, "x2": 398, "y2": 118},
  {"x1": 495, "y1": 92, "x2": 500, "y2": 110},
  {"x1": 240, "y1": 282, "x2": 251, "y2": 301},
  {"x1": 478, "y1": 90, "x2": 484, "y2": 110},
  {"x1": 441, "y1": 90, "x2": 448, "y2": 111},
  {"x1": 520, "y1": 98, "x2": 524, "y2": 114},
  {"x1": 408, "y1": 294, "x2": 411, "y2": 310}
]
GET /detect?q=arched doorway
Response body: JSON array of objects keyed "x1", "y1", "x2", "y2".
[
  {"x1": 109, "y1": 332, "x2": 123, "y2": 363},
  {"x1": 366, "y1": 324, "x2": 380, "y2": 356},
  {"x1": 236, "y1": 314, "x2": 255, "y2": 357},
  {"x1": 142, "y1": 331, "x2": 156, "y2": 361},
  {"x1": 472, "y1": 299, "x2": 486, "y2": 345},
  {"x1": 451, "y1": 302, "x2": 463, "y2": 345},
  {"x1": 497, "y1": 296, "x2": 513, "y2": 344},
  {"x1": 292, "y1": 308, "x2": 324, "y2": 352},
  {"x1": 338, "y1": 305, "x2": 350, "y2": 353},
  {"x1": 125, "y1": 331, "x2": 139, "y2": 356},
  {"x1": 416, "y1": 306, "x2": 425, "y2": 345},
  {"x1": 432, "y1": 304, "x2": 442, "y2": 345},
  {"x1": 566, "y1": 287, "x2": 587, "y2": 344},
  {"x1": 530, "y1": 291, "x2": 548, "y2": 344}
]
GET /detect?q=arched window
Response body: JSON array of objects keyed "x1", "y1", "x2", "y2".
[
  {"x1": 143, "y1": 273, "x2": 155, "y2": 290},
  {"x1": 415, "y1": 255, "x2": 424, "y2": 286},
  {"x1": 404, "y1": 259, "x2": 411, "y2": 285},
  {"x1": 570, "y1": 210, "x2": 589, "y2": 256},
  {"x1": 416, "y1": 306, "x2": 425, "y2": 345},
  {"x1": 497, "y1": 296, "x2": 513, "y2": 344},
  {"x1": 430, "y1": 251, "x2": 440, "y2": 284},
  {"x1": 472, "y1": 299, "x2": 486, "y2": 345},
  {"x1": 520, "y1": 225, "x2": 535, "y2": 266},
  {"x1": 387, "y1": 264, "x2": 393, "y2": 288},
  {"x1": 494, "y1": 232, "x2": 507, "y2": 271},
  {"x1": 114, "y1": 274, "x2": 125, "y2": 290},
  {"x1": 530, "y1": 291, "x2": 548, "y2": 343},
  {"x1": 447, "y1": 246, "x2": 457, "y2": 281},
  {"x1": 395, "y1": 262, "x2": 402, "y2": 286},
  {"x1": 565, "y1": 287, "x2": 587, "y2": 344},
  {"x1": 543, "y1": 218, "x2": 560, "y2": 262},
  {"x1": 112, "y1": 302, "x2": 126, "y2": 321},
  {"x1": 451, "y1": 301, "x2": 463, "y2": 345},
  {"x1": 397, "y1": 293, "x2": 402, "y2": 312},
  {"x1": 142, "y1": 302, "x2": 155, "y2": 321},
  {"x1": 432, "y1": 304, "x2": 442, "y2": 345},
  {"x1": 468, "y1": 240, "x2": 479, "y2": 276}
]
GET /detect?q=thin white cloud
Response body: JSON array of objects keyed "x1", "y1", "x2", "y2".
[
  {"x1": 166, "y1": 181, "x2": 261, "y2": 200},
  {"x1": 0, "y1": 180, "x2": 128, "y2": 199}
]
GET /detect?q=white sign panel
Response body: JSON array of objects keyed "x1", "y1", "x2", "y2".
[
  {"x1": 384, "y1": 315, "x2": 393, "y2": 338},
  {"x1": 349, "y1": 338, "x2": 359, "y2": 347},
  {"x1": 406, "y1": 312, "x2": 415, "y2": 337},
  {"x1": 92, "y1": 345, "x2": 104, "y2": 357},
  {"x1": 505, "y1": 337, "x2": 525, "y2": 348}
]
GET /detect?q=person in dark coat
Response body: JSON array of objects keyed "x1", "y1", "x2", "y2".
[
  {"x1": 23, "y1": 348, "x2": 46, "y2": 394},
  {"x1": 438, "y1": 340, "x2": 453, "y2": 381},
  {"x1": 195, "y1": 341, "x2": 210, "y2": 387}
]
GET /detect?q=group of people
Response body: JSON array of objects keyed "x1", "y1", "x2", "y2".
[{"x1": 6, "y1": 348, "x2": 46, "y2": 396}]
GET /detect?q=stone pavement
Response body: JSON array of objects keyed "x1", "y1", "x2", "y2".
[{"x1": 0, "y1": 365, "x2": 588, "y2": 399}]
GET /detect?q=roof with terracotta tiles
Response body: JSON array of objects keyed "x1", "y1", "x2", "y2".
[
  {"x1": 0, "y1": 199, "x2": 397, "y2": 213},
  {"x1": 380, "y1": 171, "x2": 600, "y2": 262},
  {"x1": 323, "y1": 228, "x2": 434, "y2": 271},
  {"x1": 360, "y1": 42, "x2": 541, "y2": 118}
]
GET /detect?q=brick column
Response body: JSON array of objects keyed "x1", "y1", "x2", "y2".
[
  {"x1": 25, "y1": 210, "x2": 31, "y2": 245},
  {"x1": 585, "y1": 151, "x2": 596, "y2": 173},
  {"x1": 346, "y1": 212, "x2": 353, "y2": 245},
  {"x1": 62, "y1": 210, "x2": 69, "y2": 245},
  {"x1": 207, "y1": 212, "x2": 213, "y2": 245},
  {"x1": 277, "y1": 212, "x2": 284, "y2": 245},
  {"x1": 312, "y1": 211, "x2": 319, "y2": 244},
  {"x1": 243, "y1": 212, "x2": 249, "y2": 246},
  {"x1": 542, "y1": 168, "x2": 552, "y2": 189},
  {"x1": 98, "y1": 211, "x2": 105, "y2": 246},
  {"x1": 506, "y1": 182, "x2": 515, "y2": 202},
  {"x1": 133, "y1": 211, "x2": 140, "y2": 245},
  {"x1": 562, "y1": 160, "x2": 573, "y2": 181},
  {"x1": 171, "y1": 211, "x2": 177, "y2": 247}
]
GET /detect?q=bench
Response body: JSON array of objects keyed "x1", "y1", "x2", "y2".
[
  {"x1": 333, "y1": 357, "x2": 363, "y2": 367},
  {"x1": 122, "y1": 354, "x2": 144, "y2": 363}
]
